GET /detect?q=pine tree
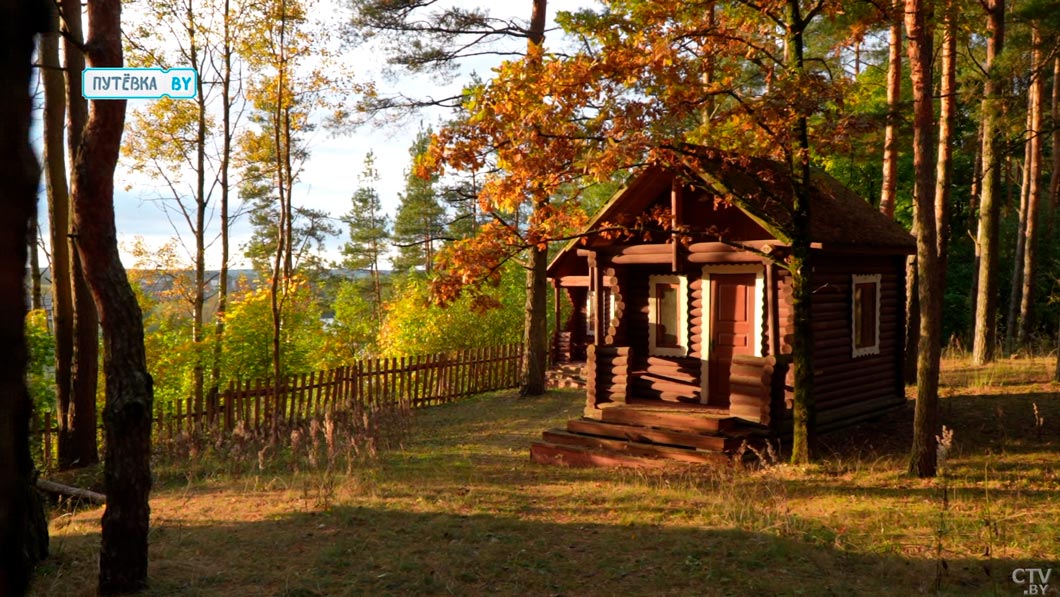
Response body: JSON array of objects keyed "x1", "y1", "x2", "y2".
[
  {"x1": 341, "y1": 152, "x2": 389, "y2": 320},
  {"x1": 391, "y1": 131, "x2": 447, "y2": 274}
]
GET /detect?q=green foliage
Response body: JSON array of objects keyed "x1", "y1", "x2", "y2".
[
  {"x1": 220, "y1": 276, "x2": 327, "y2": 381},
  {"x1": 378, "y1": 264, "x2": 523, "y2": 357},
  {"x1": 321, "y1": 278, "x2": 383, "y2": 365},
  {"x1": 25, "y1": 310, "x2": 56, "y2": 413}
]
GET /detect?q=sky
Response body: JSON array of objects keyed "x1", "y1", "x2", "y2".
[{"x1": 32, "y1": 0, "x2": 596, "y2": 272}]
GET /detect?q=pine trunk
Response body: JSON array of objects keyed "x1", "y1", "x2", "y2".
[
  {"x1": 972, "y1": 0, "x2": 1005, "y2": 366},
  {"x1": 879, "y1": 0, "x2": 902, "y2": 218},
  {"x1": 42, "y1": 7, "x2": 76, "y2": 469},
  {"x1": 69, "y1": 252, "x2": 100, "y2": 467},
  {"x1": 1052, "y1": 56, "x2": 1060, "y2": 383},
  {"x1": 1016, "y1": 26, "x2": 1043, "y2": 349},
  {"x1": 905, "y1": 0, "x2": 941, "y2": 478},
  {"x1": 903, "y1": 254, "x2": 919, "y2": 383},
  {"x1": 70, "y1": 0, "x2": 154, "y2": 591},
  {"x1": 0, "y1": 1, "x2": 52, "y2": 590},
  {"x1": 1006, "y1": 117, "x2": 1031, "y2": 353},
  {"x1": 62, "y1": 0, "x2": 100, "y2": 470},
  {"x1": 935, "y1": 0, "x2": 957, "y2": 274}
]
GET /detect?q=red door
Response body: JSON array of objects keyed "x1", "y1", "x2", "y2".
[{"x1": 707, "y1": 273, "x2": 757, "y2": 407}]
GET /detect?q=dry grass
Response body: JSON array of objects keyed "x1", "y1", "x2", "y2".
[{"x1": 31, "y1": 357, "x2": 1060, "y2": 596}]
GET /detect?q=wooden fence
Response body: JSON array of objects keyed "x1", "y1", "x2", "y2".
[{"x1": 32, "y1": 343, "x2": 523, "y2": 469}]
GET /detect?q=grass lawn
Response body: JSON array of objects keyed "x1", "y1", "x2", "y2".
[{"x1": 31, "y1": 357, "x2": 1060, "y2": 596}]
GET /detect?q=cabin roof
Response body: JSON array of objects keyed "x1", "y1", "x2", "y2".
[{"x1": 549, "y1": 148, "x2": 915, "y2": 277}]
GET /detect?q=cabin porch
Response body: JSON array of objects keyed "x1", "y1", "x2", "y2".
[{"x1": 530, "y1": 345, "x2": 779, "y2": 468}]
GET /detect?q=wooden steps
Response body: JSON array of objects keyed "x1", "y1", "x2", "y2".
[
  {"x1": 598, "y1": 406, "x2": 738, "y2": 434},
  {"x1": 530, "y1": 410, "x2": 748, "y2": 469}
]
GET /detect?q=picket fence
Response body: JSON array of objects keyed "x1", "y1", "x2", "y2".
[{"x1": 32, "y1": 343, "x2": 523, "y2": 469}]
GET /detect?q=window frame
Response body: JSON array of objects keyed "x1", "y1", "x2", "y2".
[
  {"x1": 648, "y1": 274, "x2": 688, "y2": 357},
  {"x1": 851, "y1": 274, "x2": 882, "y2": 358}
]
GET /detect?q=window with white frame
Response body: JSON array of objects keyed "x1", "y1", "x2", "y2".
[
  {"x1": 851, "y1": 274, "x2": 881, "y2": 357},
  {"x1": 649, "y1": 275, "x2": 688, "y2": 357}
]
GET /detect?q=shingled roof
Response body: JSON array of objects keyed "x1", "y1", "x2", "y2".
[
  {"x1": 682, "y1": 147, "x2": 916, "y2": 251},
  {"x1": 548, "y1": 148, "x2": 914, "y2": 278}
]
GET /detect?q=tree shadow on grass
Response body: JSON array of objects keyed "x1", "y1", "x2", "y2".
[
  {"x1": 32, "y1": 504, "x2": 1053, "y2": 597},
  {"x1": 33, "y1": 387, "x2": 1060, "y2": 596}
]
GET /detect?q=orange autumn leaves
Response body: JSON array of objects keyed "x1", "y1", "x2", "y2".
[{"x1": 420, "y1": 0, "x2": 867, "y2": 304}]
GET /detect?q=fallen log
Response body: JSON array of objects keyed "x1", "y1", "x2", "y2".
[{"x1": 36, "y1": 479, "x2": 106, "y2": 504}]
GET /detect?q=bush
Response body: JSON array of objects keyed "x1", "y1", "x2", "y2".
[{"x1": 377, "y1": 264, "x2": 523, "y2": 356}]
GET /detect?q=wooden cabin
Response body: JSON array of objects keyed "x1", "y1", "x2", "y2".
[{"x1": 531, "y1": 149, "x2": 916, "y2": 468}]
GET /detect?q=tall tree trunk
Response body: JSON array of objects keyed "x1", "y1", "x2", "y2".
[
  {"x1": 967, "y1": 121, "x2": 983, "y2": 345},
  {"x1": 0, "y1": 0, "x2": 51, "y2": 590},
  {"x1": 189, "y1": 0, "x2": 208, "y2": 417},
  {"x1": 1051, "y1": 56, "x2": 1060, "y2": 383},
  {"x1": 934, "y1": 0, "x2": 957, "y2": 346},
  {"x1": 786, "y1": 0, "x2": 816, "y2": 464},
  {"x1": 879, "y1": 0, "x2": 902, "y2": 219},
  {"x1": 906, "y1": 0, "x2": 941, "y2": 478},
  {"x1": 1050, "y1": 56, "x2": 1060, "y2": 226},
  {"x1": 70, "y1": 0, "x2": 154, "y2": 591},
  {"x1": 211, "y1": 0, "x2": 235, "y2": 397},
  {"x1": 972, "y1": 0, "x2": 1005, "y2": 366},
  {"x1": 28, "y1": 226, "x2": 42, "y2": 310},
  {"x1": 904, "y1": 254, "x2": 919, "y2": 383},
  {"x1": 41, "y1": 4, "x2": 76, "y2": 469},
  {"x1": 520, "y1": 0, "x2": 549, "y2": 396},
  {"x1": 63, "y1": 0, "x2": 100, "y2": 469},
  {"x1": 69, "y1": 251, "x2": 100, "y2": 466},
  {"x1": 270, "y1": 0, "x2": 291, "y2": 437},
  {"x1": 1016, "y1": 25, "x2": 1043, "y2": 350},
  {"x1": 1006, "y1": 109, "x2": 1032, "y2": 353}
]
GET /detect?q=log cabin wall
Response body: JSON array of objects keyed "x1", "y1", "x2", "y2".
[
  {"x1": 622, "y1": 263, "x2": 704, "y2": 403},
  {"x1": 773, "y1": 253, "x2": 905, "y2": 428}
]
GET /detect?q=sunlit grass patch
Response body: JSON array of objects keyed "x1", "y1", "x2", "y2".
[{"x1": 31, "y1": 361, "x2": 1060, "y2": 596}]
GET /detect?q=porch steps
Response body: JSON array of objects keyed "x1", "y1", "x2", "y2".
[
  {"x1": 598, "y1": 406, "x2": 738, "y2": 434},
  {"x1": 530, "y1": 414, "x2": 751, "y2": 469},
  {"x1": 566, "y1": 418, "x2": 740, "y2": 452}
]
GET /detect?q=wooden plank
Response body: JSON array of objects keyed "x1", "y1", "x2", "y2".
[
  {"x1": 253, "y1": 379, "x2": 262, "y2": 432},
  {"x1": 542, "y1": 430, "x2": 728, "y2": 464},
  {"x1": 599, "y1": 407, "x2": 735, "y2": 434},
  {"x1": 635, "y1": 375, "x2": 699, "y2": 395},
  {"x1": 529, "y1": 442, "x2": 684, "y2": 469},
  {"x1": 566, "y1": 418, "x2": 732, "y2": 451},
  {"x1": 687, "y1": 252, "x2": 767, "y2": 264}
]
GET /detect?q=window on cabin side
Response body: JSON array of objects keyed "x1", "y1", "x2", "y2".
[
  {"x1": 851, "y1": 274, "x2": 881, "y2": 357},
  {"x1": 649, "y1": 275, "x2": 687, "y2": 357}
]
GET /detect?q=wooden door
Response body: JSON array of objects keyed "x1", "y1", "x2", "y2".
[{"x1": 706, "y1": 273, "x2": 757, "y2": 407}]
